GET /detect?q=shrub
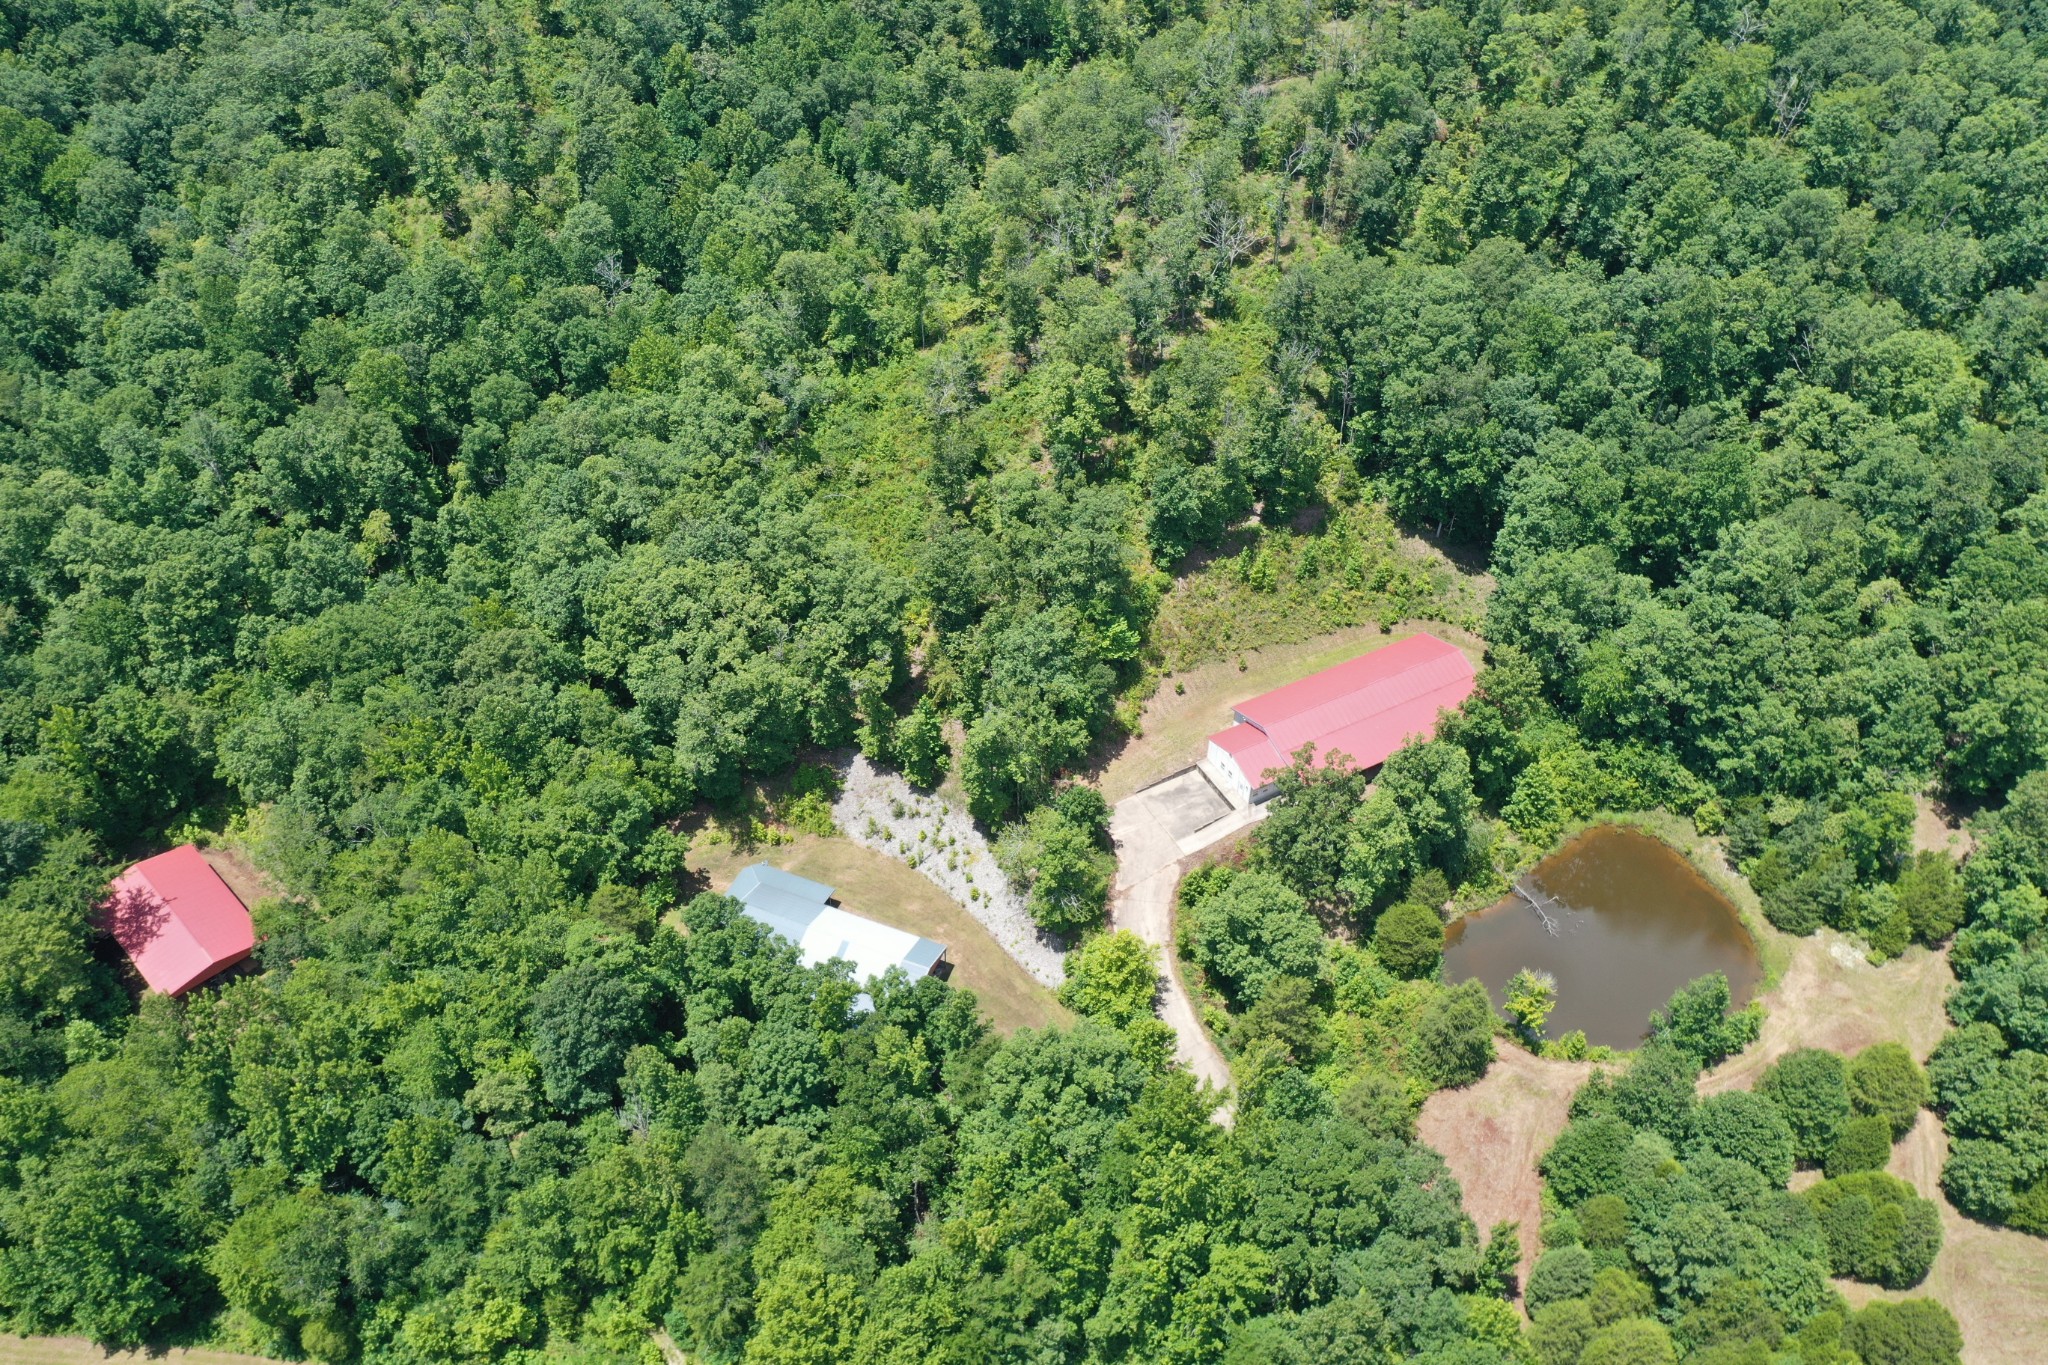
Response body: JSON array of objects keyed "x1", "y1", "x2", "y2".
[
  {"x1": 1371, "y1": 900, "x2": 1444, "y2": 979},
  {"x1": 1804, "y1": 1172, "x2": 1944, "y2": 1287},
  {"x1": 1842, "y1": 1299, "x2": 1963, "y2": 1365},
  {"x1": 1848, "y1": 1042, "x2": 1929, "y2": 1140},
  {"x1": 1823, "y1": 1114, "x2": 1895, "y2": 1178},
  {"x1": 1524, "y1": 1244, "x2": 1596, "y2": 1314},
  {"x1": 1758, "y1": 1048, "x2": 1851, "y2": 1166}
]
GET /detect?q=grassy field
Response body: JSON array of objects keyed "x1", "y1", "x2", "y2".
[
  {"x1": 1416, "y1": 1045, "x2": 1598, "y2": 1296},
  {"x1": 1092, "y1": 621, "x2": 1489, "y2": 803},
  {"x1": 686, "y1": 832, "x2": 1072, "y2": 1035},
  {"x1": 1701, "y1": 930, "x2": 1954, "y2": 1093},
  {"x1": 1420, "y1": 924, "x2": 2012, "y2": 1340},
  {"x1": 1835, "y1": 1112, "x2": 2048, "y2": 1365}
]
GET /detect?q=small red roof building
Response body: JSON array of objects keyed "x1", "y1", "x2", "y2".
[
  {"x1": 1205, "y1": 633, "x2": 1478, "y2": 804},
  {"x1": 104, "y1": 844, "x2": 256, "y2": 995}
]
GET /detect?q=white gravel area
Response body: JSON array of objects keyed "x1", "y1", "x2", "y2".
[{"x1": 832, "y1": 755, "x2": 1066, "y2": 987}]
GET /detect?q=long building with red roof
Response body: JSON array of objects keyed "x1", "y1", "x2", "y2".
[
  {"x1": 104, "y1": 844, "x2": 256, "y2": 995},
  {"x1": 1204, "y1": 633, "x2": 1478, "y2": 805}
]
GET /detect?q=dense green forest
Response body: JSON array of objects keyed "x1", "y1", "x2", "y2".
[{"x1": 3, "y1": 0, "x2": 2048, "y2": 1352}]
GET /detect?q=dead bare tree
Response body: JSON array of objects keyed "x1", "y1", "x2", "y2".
[
  {"x1": 1148, "y1": 105, "x2": 1186, "y2": 160},
  {"x1": 1726, "y1": 2, "x2": 1765, "y2": 47},
  {"x1": 1199, "y1": 200, "x2": 1260, "y2": 273},
  {"x1": 1772, "y1": 72, "x2": 1810, "y2": 140}
]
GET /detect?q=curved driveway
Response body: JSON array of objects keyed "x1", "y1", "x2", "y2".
[{"x1": 1108, "y1": 769, "x2": 1265, "y2": 1111}]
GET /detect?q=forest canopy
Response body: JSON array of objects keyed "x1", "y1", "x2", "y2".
[{"x1": 3, "y1": 0, "x2": 2048, "y2": 1354}]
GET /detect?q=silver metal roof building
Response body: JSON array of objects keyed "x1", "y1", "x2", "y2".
[{"x1": 730, "y1": 864, "x2": 947, "y2": 1007}]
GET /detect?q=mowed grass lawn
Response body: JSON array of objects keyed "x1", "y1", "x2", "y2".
[
  {"x1": 686, "y1": 834, "x2": 1071, "y2": 1035},
  {"x1": 1096, "y1": 621, "x2": 1488, "y2": 803}
]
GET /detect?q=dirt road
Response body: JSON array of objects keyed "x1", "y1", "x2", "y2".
[{"x1": 1109, "y1": 772, "x2": 1257, "y2": 1107}]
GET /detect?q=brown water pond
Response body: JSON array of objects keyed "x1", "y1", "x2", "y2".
[{"x1": 1443, "y1": 825, "x2": 1761, "y2": 1049}]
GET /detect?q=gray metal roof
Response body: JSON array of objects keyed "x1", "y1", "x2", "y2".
[
  {"x1": 729, "y1": 863, "x2": 946, "y2": 1001},
  {"x1": 730, "y1": 863, "x2": 833, "y2": 906}
]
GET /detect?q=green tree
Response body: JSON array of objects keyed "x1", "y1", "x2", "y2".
[
  {"x1": 1340, "y1": 741, "x2": 1474, "y2": 907},
  {"x1": 1001, "y1": 806, "x2": 1114, "y2": 938},
  {"x1": 1580, "y1": 1316, "x2": 1676, "y2": 1365},
  {"x1": 1759, "y1": 1048, "x2": 1853, "y2": 1167},
  {"x1": 1182, "y1": 869, "x2": 1326, "y2": 1008},
  {"x1": 528, "y1": 963, "x2": 654, "y2": 1114},
  {"x1": 1404, "y1": 980, "x2": 1497, "y2": 1087},
  {"x1": 1842, "y1": 1299, "x2": 1964, "y2": 1365},
  {"x1": 1370, "y1": 901, "x2": 1445, "y2": 980},
  {"x1": 1895, "y1": 851, "x2": 1967, "y2": 944},
  {"x1": 1689, "y1": 1090, "x2": 1795, "y2": 1186},
  {"x1": 1825, "y1": 1115, "x2": 1896, "y2": 1178},
  {"x1": 1525, "y1": 1244, "x2": 1595, "y2": 1313},
  {"x1": 1252, "y1": 747, "x2": 1369, "y2": 903},
  {"x1": 895, "y1": 698, "x2": 951, "y2": 789},
  {"x1": 1848, "y1": 1043, "x2": 1930, "y2": 1140},
  {"x1": 1804, "y1": 1172, "x2": 1944, "y2": 1288},
  {"x1": 1648, "y1": 973, "x2": 1760, "y2": 1067},
  {"x1": 1059, "y1": 931, "x2": 1160, "y2": 1027}
]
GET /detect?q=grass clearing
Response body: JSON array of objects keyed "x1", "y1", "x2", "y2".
[
  {"x1": 1143, "y1": 503, "x2": 1477, "y2": 676},
  {"x1": 1701, "y1": 929, "x2": 1953, "y2": 1092},
  {"x1": 686, "y1": 832, "x2": 1071, "y2": 1035},
  {"x1": 1416, "y1": 1046, "x2": 1598, "y2": 1297},
  {"x1": 1836, "y1": 1112, "x2": 2048, "y2": 1365},
  {"x1": 1423, "y1": 910, "x2": 1974, "y2": 1321}
]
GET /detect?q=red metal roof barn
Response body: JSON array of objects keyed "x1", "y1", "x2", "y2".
[
  {"x1": 1204, "y1": 633, "x2": 1478, "y2": 804},
  {"x1": 104, "y1": 844, "x2": 256, "y2": 995}
]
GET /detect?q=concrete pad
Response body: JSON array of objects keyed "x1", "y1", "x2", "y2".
[{"x1": 1128, "y1": 768, "x2": 1232, "y2": 842}]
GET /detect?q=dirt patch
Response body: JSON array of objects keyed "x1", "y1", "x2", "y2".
[
  {"x1": 1913, "y1": 793, "x2": 1977, "y2": 860},
  {"x1": 0, "y1": 1338, "x2": 274, "y2": 1365},
  {"x1": 687, "y1": 833, "x2": 1071, "y2": 1036},
  {"x1": 1701, "y1": 930, "x2": 1954, "y2": 1093},
  {"x1": 1830, "y1": 1112, "x2": 2048, "y2": 1365},
  {"x1": 1416, "y1": 1045, "x2": 1597, "y2": 1294},
  {"x1": 195, "y1": 844, "x2": 285, "y2": 911},
  {"x1": 1095, "y1": 622, "x2": 1488, "y2": 803}
]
